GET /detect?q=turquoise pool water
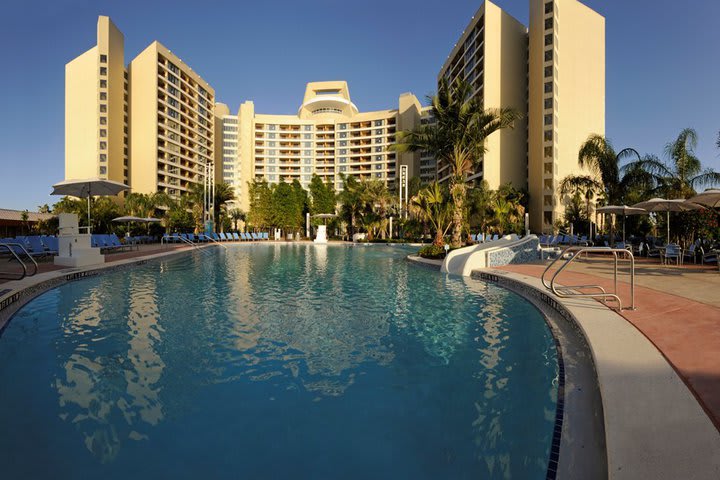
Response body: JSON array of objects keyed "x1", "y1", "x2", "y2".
[{"x1": 0, "y1": 244, "x2": 558, "y2": 479}]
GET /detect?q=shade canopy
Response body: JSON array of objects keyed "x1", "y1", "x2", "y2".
[
  {"x1": 596, "y1": 205, "x2": 647, "y2": 243},
  {"x1": 631, "y1": 198, "x2": 703, "y2": 212},
  {"x1": 631, "y1": 198, "x2": 704, "y2": 242},
  {"x1": 687, "y1": 189, "x2": 720, "y2": 208},
  {"x1": 113, "y1": 216, "x2": 146, "y2": 223},
  {"x1": 51, "y1": 178, "x2": 129, "y2": 198},
  {"x1": 52, "y1": 178, "x2": 130, "y2": 231},
  {"x1": 312, "y1": 213, "x2": 337, "y2": 219},
  {"x1": 596, "y1": 205, "x2": 647, "y2": 216},
  {"x1": 144, "y1": 217, "x2": 163, "y2": 223}
]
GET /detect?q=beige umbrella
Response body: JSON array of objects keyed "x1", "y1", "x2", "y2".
[
  {"x1": 631, "y1": 198, "x2": 704, "y2": 242},
  {"x1": 687, "y1": 189, "x2": 720, "y2": 208},
  {"x1": 52, "y1": 178, "x2": 129, "y2": 231},
  {"x1": 596, "y1": 205, "x2": 647, "y2": 243}
]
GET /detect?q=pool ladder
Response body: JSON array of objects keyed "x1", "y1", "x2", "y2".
[
  {"x1": 161, "y1": 235, "x2": 221, "y2": 254},
  {"x1": 541, "y1": 246, "x2": 635, "y2": 311},
  {"x1": 0, "y1": 243, "x2": 39, "y2": 281}
]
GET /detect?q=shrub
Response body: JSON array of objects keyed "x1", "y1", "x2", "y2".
[{"x1": 418, "y1": 244, "x2": 446, "y2": 259}]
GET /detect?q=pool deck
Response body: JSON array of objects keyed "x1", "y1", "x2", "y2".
[
  {"x1": 498, "y1": 259, "x2": 720, "y2": 432},
  {"x1": 489, "y1": 259, "x2": 720, "y2": 479}
]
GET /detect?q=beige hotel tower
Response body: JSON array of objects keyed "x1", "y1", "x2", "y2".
[{"x1": 65, "y1": 0, "x2": 603, "y2": 231}]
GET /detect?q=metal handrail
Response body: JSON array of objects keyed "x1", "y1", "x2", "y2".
[
  {"x1": 0, "y1": 243, "x2": 39, "y2": 280},
  {"x1": 161, "y1": 234, "x2": 216, "y2": 255},
  {"x1": 542, "y1": 246, "x2": 635, "y2": 311},
  {"x1": 200, "y1": 234, "x2": 227, "y2": 250}
]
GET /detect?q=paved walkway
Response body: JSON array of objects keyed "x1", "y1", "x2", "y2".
[
  {"x1": 0, "y1": 244, "x2": 192, "y2": 286},
  {"x1": 498, "y1": 259, "x2": 720, "y2": 432}
]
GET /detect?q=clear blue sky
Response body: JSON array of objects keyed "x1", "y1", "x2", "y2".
[{"x1": 1, "y1": 0, "x2": 718, "y2": 211}]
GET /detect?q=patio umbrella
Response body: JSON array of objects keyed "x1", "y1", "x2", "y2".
[
  {"x1": 596, "y1": 205, "x2": 647, "y2": 243},
  {"x1": 51, "y1": 178, "x2": 129, "y2": 231},
  {"x1": 312, "y1": 213, "x2": 337, "y2": 225},
  {"x1": 631, "y1": 198, "x2": 704, "y2": 243},
  {"x1": 112, "y1": 216, "x2": 145, "y2": 223},
  {"x1": 687, "y1": 189, "x2": 720, "y2": 208}
]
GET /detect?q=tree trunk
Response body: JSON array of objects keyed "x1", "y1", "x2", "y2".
[
  {"x1": 451, "y1": 183, "x2": 466, "y2": 247},
  {"x1": 433, "y1": 229, "x2": 444, "y2": 247}
]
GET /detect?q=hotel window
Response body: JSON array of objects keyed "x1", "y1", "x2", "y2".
[
  {"x1": 375, "y1": 146, "x2": 383, "y2": 152},
  {"x1": 544, "y1": 114, "x2": 553, "y2": 126},
  {"x1": 339, "y1": 132, "x2": 347, "y2": 138},
  {"x1": 339, "y1": 166, "x2": 347, "y2": 172},
  {"x1": 375, "y1": 138, "x2": 383, "y2": 144},
  {"x1": 268, "y1": 175, "x2": 276, "y2": 181},
  {"x1": 304, "y1": 150, "x2": 312, "y2": 156},
  {"x1": 544, "y1": 34, "x2": 553, "y2": 46},
  {"x1": 100, "y1": 129, "x2": 107, "y2": 137},
  {"x1": 375, "y1": 129, "x2": 383, "y2": 135},
  {"x1": 374, "y1": 120, "x2": 383, "y2": 126},
  {"x1": 545, "y1": 1, "x2": 553, "y2": 14},
  {"x1": 269, "y1": 125, "x2": 276, "y2": 131},
  {"x1": 544, "y1": 66, "x2": 552, "y2": 78},
  {"x1": 375, "y1": 155, "x2": 382, "y2": 161},
  {"x1": 100, "y1": 67, "x2": 107, "y2": 76},
  {"x1": 100, "y1": 117, "x2": 107, "y2": 125},
  {"x1": 339, "y1": 157, "x2": 347, "y2": 163},
  {"x1": 304, "y1": 133, "x2": 311, "y2": 139},
  {"x1": 339, "y1": 149, "x2": 347, "y2": 155},
  {"x1": 545, "y1": 18, "x2": 553, "y2": 30},
  {"x1": 544, "y1": 130, "x2": 553, "y2": 142},
  {"x1": 100, "y1": 141, "x2": 107, "y2": 150},
  {"x1": 304, "y1": 125, "x2": 312, "y2": 131},
  {"x1": 100, "y1": 104, "x2": 107, "y2": 113},
  {"x1": 99, "y1": 166, "x2": 107, "y2": 175},
  {"x1": 338, "y1": 124, "x2": 347, "y2": 130},
  {"x1": 375, "y1": 164, "x2": 382, "y2": 170},
  {"x1": 268, "y1": 133, "x2": 276, "y2": 139},
  {"x1": 99, "y1": 154, "x2": 107, "y2": 162},
  {"x1": 100, "y1": 54, "x2": 107, "y2": 63},
  {"x1": 100, "y1": 92, "x2": 107, "y2": 100},
  {"x1": 544, "y1": 146, "x2": 553, "y2": 158},
  {"x1": 376, "y1": 173, "x2": 382, "y2": 178},
  {"x1": 269, "y1": 141, "x2": 276, "y2": 147},
  {"x1": 545, "y1": 50, "x2": 553, "y2": 62},
  {"x1": 169, "y1": 86, "x2": 178, "y2": 96},
  {"x1": 544, "y1": 82, "x2": 553, "y2": 94},
  {"x1": 303, "y1": 167, "x2": 312, "y2": 173},
  {"x1": 303, "y1": 158, "x2": 312, "y2": 164},
  {"x1": 544, "y1": 98, "x2": 553, "y2": 110},
  {"x1": 100, "y1": 79, "x2": 107, "y2": 88},
  {"x1": 304, "y1": 142, "x2": 311, "y2": 147}
]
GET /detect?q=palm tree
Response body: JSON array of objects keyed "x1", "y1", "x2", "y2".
[
  {"x1": 622, "y1": 128, "x2": 720, "y2": 199},
  {"x1": 577, "y1": 134, "x2": 642, "y2": 205},
  {"x1": 558, "y1": 175, "x2": 602, "y2": 232},
  {"x1": 393, "y1": 78, "x2": 521, "y2": 247},
  {"x1": 410, "y1": 182, "x2": 452, "y2": 246},
  {"x1": 338, "y1": 175, "x2": 365, "y2": 237},
  {"x1": 228, "y1": 209, "x2": 245, "y2": 231},
  {"x1": 362, "y1": 180, "x2": 395, "y2": 239}
]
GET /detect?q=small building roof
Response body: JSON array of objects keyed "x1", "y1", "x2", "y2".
[{"x1": 0, "y1": 209, "x2": 55, "y2": 222}]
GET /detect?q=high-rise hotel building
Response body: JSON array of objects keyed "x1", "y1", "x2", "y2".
[
  {"x1": 439, "y1": 0, "x2": 604, "y2": 232},
  {"x1": 66, "y1": 1, "x2": 604, "y2": 232},
  {"x1": 219, "y1": 82, "x2": 423, "y2": 211},
  {"x1": 65, "y1": 16, "x2": 215, "y2": 201}
]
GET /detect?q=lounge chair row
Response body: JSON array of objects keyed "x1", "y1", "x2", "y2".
[
  {"x1": 0, "y1": 235, "x2": 59, "y2": 258},
  {"x1": 539, "y1": 234, "x2": 589, "y2": 248},
  {"x1": 470, "y1": 234, "x2": 501, "y2": 243},
  {"x1": 163, "y1": 232, "x2": 270, "y2": 244},
  {"x1": 91, "y1": 234, "x2": 135, "y2": 253}
]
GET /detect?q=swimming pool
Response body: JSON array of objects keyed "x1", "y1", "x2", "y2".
[{"x1": 0, "y1": 244, "x2": 558, "y2": 479}]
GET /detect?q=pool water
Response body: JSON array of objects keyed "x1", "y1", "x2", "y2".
[{"x1": 0, "y1": 244, "x2": 558, "y2": 479}]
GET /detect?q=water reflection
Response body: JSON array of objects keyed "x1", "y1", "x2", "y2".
[
  {"x1": 53, "y1": 273, "x2": 164, "y2": 462},
  {"x1": 1, "y1": 244, "x2": 557, "y2": 476}
]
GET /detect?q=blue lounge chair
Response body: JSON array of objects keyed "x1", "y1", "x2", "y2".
[
  {"x1": 233, "y1": 233, "x2": 240, "y2": 241},
  {"x1": 26, "y1": 236, "x2": 49, "y2": 257},
  {"x1": 662, "y1": 244, "x2": 681, "y2": 266},
  {"x1": 252, "y1": 233, "x2": 259, "y2": 241},
  {"x1": 219, "y1": 232, "x2": 228, "y2": 241},
  {"x1": 43, "y1": 236, "x2": 59, "y2": 255}
]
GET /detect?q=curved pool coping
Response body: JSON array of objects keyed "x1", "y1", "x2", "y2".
[
  {"x1": 476, "y1": 268, "x2": 720, "y2": 479},
  {"x1": 409, "y1": 254, "x2": 720, "y2": 478}
]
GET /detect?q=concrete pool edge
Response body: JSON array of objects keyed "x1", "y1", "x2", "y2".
[{"x1": 475, "y1": 269, "x2": 720, "y2": 480}]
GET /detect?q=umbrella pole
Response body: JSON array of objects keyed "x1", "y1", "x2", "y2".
[
  {"x1": 667, "y1": 211, "x2": 670, "y2": 244},
  {"x1": 623, "y1": 215, "x2": 626, "y2": 244},
  {"x1": 87, "y1": 195, "x2": 91, "y2": 233}
]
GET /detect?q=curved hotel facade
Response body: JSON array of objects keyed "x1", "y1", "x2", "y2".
[{"x1": 65, "y1": 0, "x2": 604, "y2": 231}]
